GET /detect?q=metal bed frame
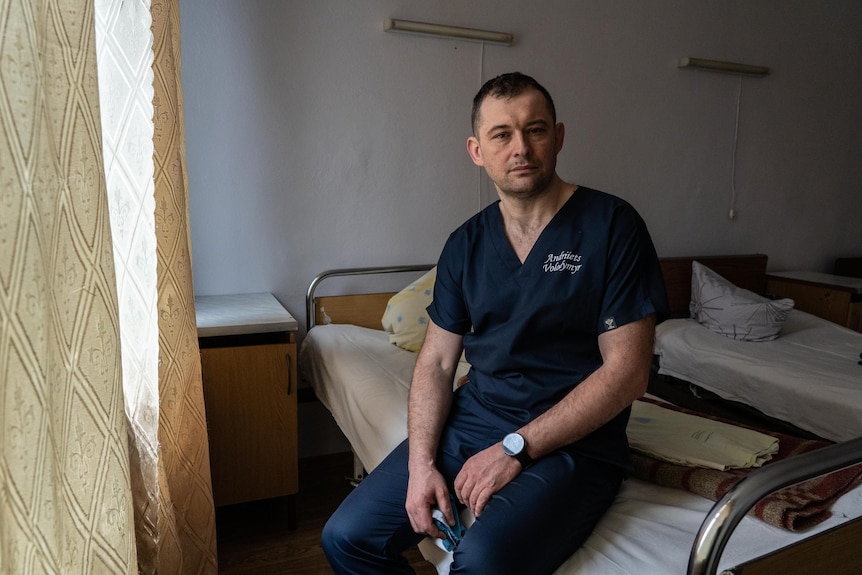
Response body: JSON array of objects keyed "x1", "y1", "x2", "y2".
[
  {"x1": 690, "y1": 436, "x2": 862, "y2": 574},
  {"x1": 305, "y1": 264, "x2": 862, "y2": 575},
  {"x1": 305, "y1": 264, "x2": 435, "y2": 330}
]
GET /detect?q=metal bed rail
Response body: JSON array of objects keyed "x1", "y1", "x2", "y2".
[
  {"x1": 689, "y1": 435, "x2": 862, "y2": 575},
  {"x1": 305, "y1": 264, "x2": 435, "y2": 330},
  {"x1": 305, "y1": 265, "x2": 862, "y2": 575}
]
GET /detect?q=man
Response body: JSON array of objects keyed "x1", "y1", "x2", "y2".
[{"x1": 323, "y1": 72, "x2": 668, "y2": 574}]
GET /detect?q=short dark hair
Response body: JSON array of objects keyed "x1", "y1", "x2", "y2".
[{"x1": 471, "y1": 72, "x2": 557, "y2": 136}]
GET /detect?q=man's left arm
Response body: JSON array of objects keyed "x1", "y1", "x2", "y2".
[
  {"x1": 522, "y1": 313, "x2": 656, "y2": 456},
  {"x1": 454, "y1": 314, "x2": 656, "y2": 516}
]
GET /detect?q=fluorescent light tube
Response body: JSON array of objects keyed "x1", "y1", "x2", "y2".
[
  {"x1": 384, "y1": 18, "x2": 514, "y2": 46},
  {"x1": 678, "y1": 57, "x2": 769, "y2": 76}
]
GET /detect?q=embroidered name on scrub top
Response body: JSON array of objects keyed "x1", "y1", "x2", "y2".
[{"x1": 543, "y1": 251, "x2": 582, "y2": 274}]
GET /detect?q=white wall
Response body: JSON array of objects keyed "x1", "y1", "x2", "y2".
[{"x1": 180, "y1": 0, "x2": 862, "y2": 333}]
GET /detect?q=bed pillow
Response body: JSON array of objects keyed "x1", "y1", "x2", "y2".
[
  {"x1": 381, "y1": 267, "x2": 436, "y2": 351},
  {"x1": 689, "y1": 260, "x2": 794, "y2": 342}
]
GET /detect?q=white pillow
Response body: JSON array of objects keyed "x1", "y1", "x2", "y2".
[
  {"x1": 690, "y1": 261, "x2": 794, "y2": 342},
  {"x1": 381, "y1": 268, "x2": 436, "y2": 352}
]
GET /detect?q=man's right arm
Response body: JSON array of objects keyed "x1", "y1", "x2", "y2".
[{"x1": 405, "y1": 320, "x2": 464, "y2": 538}]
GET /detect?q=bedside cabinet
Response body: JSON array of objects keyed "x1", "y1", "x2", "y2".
[
  {"x1": 766, "y1": 271, "x2": 862, "y2": 333},
  {"x1": 195, "y1": 293, "x2": 299, "y2": 510}
]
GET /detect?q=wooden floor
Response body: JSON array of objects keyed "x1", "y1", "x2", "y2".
[{"x1": 216, "y1": 451, "x2": 437, "y2": 574}]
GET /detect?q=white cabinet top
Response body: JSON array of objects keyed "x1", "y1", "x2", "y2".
[
  {"x1": 767, "y1": 271, "x2": 862, "y2": 294},
  {"x1": 195, "y1": 292, "x2": 297, "y2": 337}
]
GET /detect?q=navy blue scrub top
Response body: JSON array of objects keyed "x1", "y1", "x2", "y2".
[{"x1": 427, "y1": 187, "x2": 668, "y2": 468}]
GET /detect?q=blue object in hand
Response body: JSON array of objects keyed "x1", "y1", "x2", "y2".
[{"x1": 431, "y1": 495, "x2": 465, "y2": 552}]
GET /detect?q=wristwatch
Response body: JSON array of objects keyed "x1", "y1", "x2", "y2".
[{"x1": 502, "y1": 432, "x2": 533, "y2": 468}]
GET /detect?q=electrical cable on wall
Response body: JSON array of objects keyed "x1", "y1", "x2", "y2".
[
  {"x1": 729, "y1": 75, "x2": 742, "y2": 220},
  {"x1": 677, "y1": 57, "x2": 769, "y2": 222},
  {"x1": 384, "y1": 18, "x2": 515, "y2": 214}
]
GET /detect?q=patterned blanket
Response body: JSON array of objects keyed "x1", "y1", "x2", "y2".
[{"x1": 630, "y1": 399, "x2": 862, "y2": 531}]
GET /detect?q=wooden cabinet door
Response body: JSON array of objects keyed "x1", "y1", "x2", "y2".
[
  {"x1": 200, "y1": 341, "x2": 298, "y2": 506},
  {"x1": 766, "y1": 279, "x2": 852, "y2": 327},
  {"x1": 848, "y1": 302, "x2": 862, "y2": 333}
]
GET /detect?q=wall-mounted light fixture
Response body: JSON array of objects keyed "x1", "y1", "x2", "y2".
[
  {"x1": 384, "y1": 18, "x2": 515, "y2": 46},
  {"x1": 678, "y1": 57, "x2": 769, "y2": 77}
]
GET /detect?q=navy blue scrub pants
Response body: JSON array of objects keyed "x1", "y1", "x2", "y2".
[{"x1": 322, "y1": 398, "x2": 624, "y2": 575}]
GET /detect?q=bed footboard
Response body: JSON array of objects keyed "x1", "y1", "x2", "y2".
[{"x1": 690, "y1": 435, "x2": 862, "y2": 575}]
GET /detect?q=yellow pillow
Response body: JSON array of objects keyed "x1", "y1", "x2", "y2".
[{"x1": 381, "y1": 267, "x2": 436, "y2": 352}]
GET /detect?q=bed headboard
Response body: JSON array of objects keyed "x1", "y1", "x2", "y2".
[
  {"x1": 660, "y1": 254, "x2": 768, "y2": 317},
  {"x1": 306, "y1": 254, "x2": 769, "y2": 329},
  {"x1": 306, "y1": 264, "x2": 435, "y2": 330}
]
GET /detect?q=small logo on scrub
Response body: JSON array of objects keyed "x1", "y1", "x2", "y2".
[{"x1": 604, "y1": 317, "x2": 617, "y2": 330}]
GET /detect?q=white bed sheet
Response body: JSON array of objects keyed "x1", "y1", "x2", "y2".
[
  {"x1": 655, "y1": 310, "x2": 862, "y2": 443},
  {"x1": 301, "y1": 323, "x2": 862, "y2": 575},
  {"x1": 301, "y1": 324, "x2": 471, "y2": 472}
]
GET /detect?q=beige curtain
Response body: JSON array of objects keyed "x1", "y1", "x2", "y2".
[
  {"x1": 150, "y1": 0, "x2": 218, "y2": 571},
  {"x1": 0, "y1": 0, "x2": 137, "y2": 572},
  {"x1": 97, "y1": 0, "x2": 218, "y2": 571},
  {"x1": 2, "y1": 0, "x2": 217, "y2": 573}
]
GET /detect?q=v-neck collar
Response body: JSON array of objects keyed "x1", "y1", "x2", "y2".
[{"x1": 488, "y1": 191, "x2": 579, "y2": 277}]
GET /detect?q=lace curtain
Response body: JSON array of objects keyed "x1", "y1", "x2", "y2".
[{"x1": 1, "y1": 0, "x2": 217, "y2": 572}]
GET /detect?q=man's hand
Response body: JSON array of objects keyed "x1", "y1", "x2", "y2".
[
  {"x1": 406, "y1": 320, "x2": 463, "y2": 538},
  {"x1": 454, "y1": 443, "x2": 521, "y2": 517},
  {"x1": 406, "y1": 462, "x2": 455, "y2": 540}
]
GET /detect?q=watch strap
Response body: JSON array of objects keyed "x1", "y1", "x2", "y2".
[{"x1": 513, "y1": 447, "x2": 533, "y2": 468}]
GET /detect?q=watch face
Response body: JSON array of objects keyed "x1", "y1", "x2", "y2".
[{"x1": 502, "y1": 433, "x2": 525, "y2": 456}]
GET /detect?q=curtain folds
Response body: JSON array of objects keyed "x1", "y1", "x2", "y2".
[
  {"x1": 0, "y1": 0, "x2": 137, "y2": 572},
  {"x1": 95, "y1": 0, "x2": 161, "y2": 570},
  {"x1": 96, "y1": 0, "x2": 217, "y2": 571},
  {"x1": 1, "y1": 0, "x2": 218, "y2": 573},
  {"x1": 151, "y1": 0, "x2": 218, "y2": 571}
]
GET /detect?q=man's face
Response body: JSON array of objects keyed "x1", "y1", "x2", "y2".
[{"x1": 467, "y1": 89, "x2": 564, "y2": 201}]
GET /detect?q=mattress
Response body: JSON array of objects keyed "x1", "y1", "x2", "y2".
[
  {"x1": 301, "y1": 323, "x2": 862, "y2": 575},
  {"x1": 301, "y1": 324, "x2": 471, "y2": 472},
  {"x1": 655, "y1": 310, "x2": 862, "y2": 443}
]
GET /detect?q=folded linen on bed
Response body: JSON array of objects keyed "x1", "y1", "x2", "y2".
[
  {"x1": 627, "y1": 400, "x2": 778, "y2": 470},
  {"x1": 631, "y1": 398, "x2": 862, "y2": 531}
]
